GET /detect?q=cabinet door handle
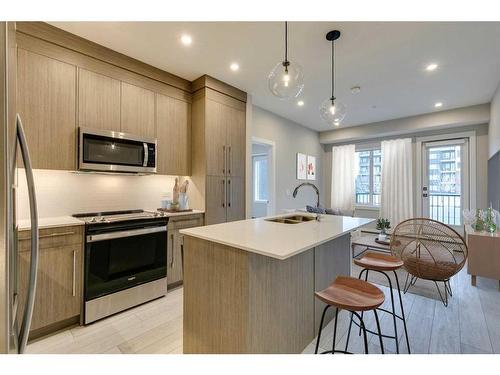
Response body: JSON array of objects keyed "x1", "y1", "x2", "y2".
[
  {"x1": 227, "y1": 178, "x2": 231, "y2": 208},
  {"x1": 222, "y1": 145, "x2": 226, "y2": 175},
  {"x1": 170, "y1": 233, "x2": 175, "y2": 267},
  {"x1": 72, "y1": 250, "x2": 76, "y2": 297},
  {"x1": 40, "y1": 231, "x2": 75, "y2": 239},
  {"x1": 228, "y1": 145, "x2": 232, "y2": 175},
  {"x1": 221, "y1": 179, "x2": 226, "y2": 208}
]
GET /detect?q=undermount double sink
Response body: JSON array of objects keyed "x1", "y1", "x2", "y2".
[{"x1": 265, "y1": 215, "x2": 316, "y2": 224}]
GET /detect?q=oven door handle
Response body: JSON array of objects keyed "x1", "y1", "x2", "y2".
[{"x1": 87, "y1": 225, "x2": 167, "y2": 242}]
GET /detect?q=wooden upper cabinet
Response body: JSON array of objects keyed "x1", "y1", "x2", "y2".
[
  {"x1": 121, "y1": 82, "x2": 155, "y2": 138},
  {"x1": 156, "y1": 93, "x2": 191, "y2": 176},
  {"x1": 78, "y1": 68, "x2": 121, "y2": 132},
  {"x1": 205, "y1": 99, "x2": 229, "y2": 176},
  {"x1": 226, "y1": 106, "x2": 246, "y2": 177},
  {"x1": 17, "y1": 49, "x2": 77, "y2": 170}
]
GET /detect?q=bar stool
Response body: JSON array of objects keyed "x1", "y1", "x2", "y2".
[
  {"x1": 314, "y1": 276, "x2": 385, "y2": 354},
  {"x1": 351, "y1": 251, "x2": 411, "y2": 354}
]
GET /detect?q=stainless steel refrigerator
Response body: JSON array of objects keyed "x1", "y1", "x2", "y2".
[{"x1": 1, "y1": 21, "x2": 39, "y2": 354}]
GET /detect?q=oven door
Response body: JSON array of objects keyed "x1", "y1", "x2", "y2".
[
  {"x1": 85, "y1": 223, "x2": 167, "y2": 301},
  {"x1": 79, "y1": 127, "x2": 157, "y2": 173}
]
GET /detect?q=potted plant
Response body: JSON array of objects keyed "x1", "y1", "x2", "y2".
[{"x1": 376, "y1": 218, "x2": 391, "y2": 241}]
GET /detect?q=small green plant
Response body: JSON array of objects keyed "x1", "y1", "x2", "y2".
[{"x1": 376, "y1": 218, "x2": 391, "y2": 233}]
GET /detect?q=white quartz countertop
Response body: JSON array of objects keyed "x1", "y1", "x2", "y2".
[
  {"x1": 180, "y1": 213, "x2": 374, "y2": 260},
  {"x1": 18, "y1": 209, "x2": 205, "y2": 231},
  {"x1": 18, "y1": 216, "x2": 84, "y2": 231}
]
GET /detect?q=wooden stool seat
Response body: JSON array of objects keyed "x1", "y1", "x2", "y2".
[
  {"x1": 315, "y1": 276, "x2": 385, "y2": 312},
  {"x1": 354, "y1": 251, "x2": 403, "y2": 271}
]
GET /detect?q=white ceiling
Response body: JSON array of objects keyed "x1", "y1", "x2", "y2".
[{"x1": 50, "y1": 22, "x2": 500, "y2": 132}]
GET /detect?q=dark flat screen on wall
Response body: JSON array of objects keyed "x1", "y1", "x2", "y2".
[{"x1": 488, "y1": 150, "x2": 500, "y2": 211}]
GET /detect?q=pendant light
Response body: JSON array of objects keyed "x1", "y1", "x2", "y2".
[
  {"x1": 319, "y1": 30, "x2": 346, "y2": 126},
  {"x1": 268, "y1": 21, "x2": 304, "y2": 99}
]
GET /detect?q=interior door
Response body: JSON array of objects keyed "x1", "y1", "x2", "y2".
[
  {"x1": 422, "y1": 139, "x2": 469, "y2": 226},
  {"x1": 252, "y1": 154, "x2": 269, "y2": 218}
]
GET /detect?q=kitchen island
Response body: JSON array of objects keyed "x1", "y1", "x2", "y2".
[{"x1": 180, "y1": 213, "x2": 373, "y2": 354}]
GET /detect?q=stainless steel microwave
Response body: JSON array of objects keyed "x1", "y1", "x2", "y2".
[{"x1": 78, "y1": 128, "x2": 157, "y2": 173}]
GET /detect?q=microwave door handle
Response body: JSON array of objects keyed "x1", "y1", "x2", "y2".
[
  {"x1": 143, "y1": 143, "x2": 149, "y2": 167},
  {"x1": 16, "y1": 114, "x2": 39, "y2": 354}
]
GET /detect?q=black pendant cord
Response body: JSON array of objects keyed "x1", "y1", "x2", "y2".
[
  {"x1": 283, "y1": 21, "x2": 290, "y2": 72},
  {"x1": 331, "y1": 40, "x2": 335, "y2": 104}
]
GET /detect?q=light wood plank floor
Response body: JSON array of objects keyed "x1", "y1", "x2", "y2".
[{"x1": 28, "y1": 266, "x2": 500, "y2": 354}]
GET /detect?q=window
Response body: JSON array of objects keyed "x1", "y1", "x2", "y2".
[
  {"x1": 253, "y1": 155, "x2": 268, "y2": 202},
  {"x1": 355, "y1": 149, "x2": 381, "y2": 206}
]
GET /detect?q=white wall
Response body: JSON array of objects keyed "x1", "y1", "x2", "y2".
[
  {"x1": 320, "y1": 104, "x2": 490, "y2": 145},
  {"x1": 251, "y1": 106, "x2": 325, "y2": 213},
  {"x1": 489, "y1": 84, "x2": 500, "y2": 158},
  {"x1": 16, "y1": 169, "x2": 178, "y2": 219}
]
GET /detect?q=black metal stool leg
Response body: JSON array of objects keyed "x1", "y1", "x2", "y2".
[
  {"x1": 315, "y1": 305, "x2": 330, "y2": 354},
  {"x1": 358, "y1": 269, "x2": 369, "y2": 336},
  {"x1": 353, "y1": 311, "x2": 369, "y2": 354},
  {"x1": 345, "y1": 312, "x2": 354, "y2": 353},
  {"x1": 373, "y1": 309, "x2": 384, "y2": 354},
  {"x1": 381, "y1": 272, "x2": 399, "y2": 354},
  {"x1": 393, "y1": 270, "x2": 411, "y2": 354},
  {"x1": 331, "y1": 307, "x2": 339, "y2": 354}
]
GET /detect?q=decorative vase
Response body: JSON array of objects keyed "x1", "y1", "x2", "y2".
[
  {"x1": 473, "y1": 209, "x2": 485, "y2": 232},
  {"x1": 378, "y1": 231, "x2": 387, "y2": 241},
  {"x1": 486, "y1": 207, "x2": 497, "y2": 233}
]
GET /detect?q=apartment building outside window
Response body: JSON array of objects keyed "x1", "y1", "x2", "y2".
[{"x1": 355, "y1": 149, "x2": 381, "y2": 207}]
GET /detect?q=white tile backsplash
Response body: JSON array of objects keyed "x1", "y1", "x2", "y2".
[{"x1": 16, "y1": 169, "x2": 178, "y2": 219}]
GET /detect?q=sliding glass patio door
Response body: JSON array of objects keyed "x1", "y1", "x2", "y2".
[{"x1": 422, "y1": 139, "x2": 469, "y2": 226}]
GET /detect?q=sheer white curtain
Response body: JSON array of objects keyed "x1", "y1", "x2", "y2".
[
  {"x1": 381, "y1": 138, "x2": 414, "y2": 225},
  {"x1": 331, "y1": 144, "x2": 357, "y2": 212}
]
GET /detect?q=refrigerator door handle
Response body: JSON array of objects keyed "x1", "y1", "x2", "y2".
[{"x1": 16, "y1": 114, "x2": 39, "y2": 354}]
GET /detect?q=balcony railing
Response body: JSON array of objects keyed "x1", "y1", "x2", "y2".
[
  {"x1": 429, "y1": 194, "x2": 461, "y2": 226},
  {"x1": 356, "y1": 193, "x2": 461, "y2": 225},
  {"x1": 355, "y1": 193, "x2": 380, "y2": 206}
]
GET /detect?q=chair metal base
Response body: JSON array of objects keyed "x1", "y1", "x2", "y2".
[
  {"x1": 403, "y1": 273, "x2": 452, "y2": 307},
  {"x1": 314, "y1": 305, "x2": 384, "y2": 355},
  {"x1": 356, "y1": 268, "x2": 411, "y2": 354}
]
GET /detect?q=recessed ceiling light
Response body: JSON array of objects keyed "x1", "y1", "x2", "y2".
[
  {"x1": 230, "y1": 63, "x2": 239, "y2": 71},
  {"x1": 351, "y1": 86, "x2": 361, "y2": 94},
  {"x1": 297, "y1": 100, "x2": 304, "y2": 107},
  {"x1": 426, "y1": 63, "x2": 438, "y2": 71},
  {"x1": 180, "y1": 34, "x2": 192, "y2": 46},
  {"x1": 434, "y1": 102, "x2": 443, "y2": 108},
  {"x1": 334, "y1": 120, "x2": 340, "y2": 127}
]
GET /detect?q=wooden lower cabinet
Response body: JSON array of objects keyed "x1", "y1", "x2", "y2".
[
  {"x1": 205, "y1": 176, "x2": 227, "y2": 225},
  {"x1": 226, "y1": 176, "x2": 245, "y2": 222},
  {"x1": 167, "y1": 214, "x2": 204, "y2": 287},
  {"x1": 18, "y1": 226, "x2": 83, "y2": 338}
]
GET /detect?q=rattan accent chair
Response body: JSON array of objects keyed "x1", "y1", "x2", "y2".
[{"x1": 390, "y1": 218, "x2": 468, "y2": 306}]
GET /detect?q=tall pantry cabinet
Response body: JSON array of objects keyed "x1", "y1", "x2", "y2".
[{"x1": 191, "y1": 76, "x2": 246, "y2": 225}]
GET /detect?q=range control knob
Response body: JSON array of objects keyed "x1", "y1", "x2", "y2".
[{"x1": 89, "y1": 217, "x2": 97, "y2": 223}]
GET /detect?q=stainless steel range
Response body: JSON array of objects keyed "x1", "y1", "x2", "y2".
[{"x1": 73, "y1": 209, "x2": 169, "y2": 324}]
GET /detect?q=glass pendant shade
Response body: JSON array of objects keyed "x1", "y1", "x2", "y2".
[
  {"x1": 268, "y1": 61, "x2": 304, "y2": 99},
  {"x1": 319, "y1": 98, "x2": 347, "y2": 126}
]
